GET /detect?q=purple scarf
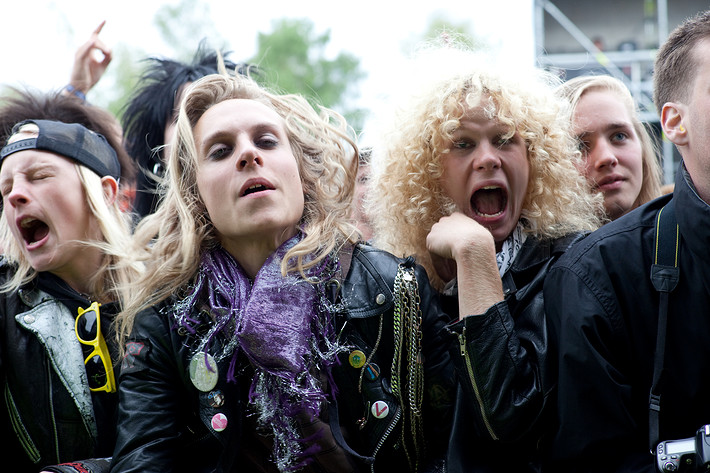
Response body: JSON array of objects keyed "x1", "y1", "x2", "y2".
[{"x1": 171, "y1": 234, "x2": 345, "y2": 471}]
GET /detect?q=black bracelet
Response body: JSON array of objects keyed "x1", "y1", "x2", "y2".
[{"x1": 64, "y1": 84, "x2": 87, "y2": 102}]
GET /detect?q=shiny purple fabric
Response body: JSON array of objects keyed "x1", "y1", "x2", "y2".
[
  {"x1": 172, "y1": 234, "x2": 343, "y2": 471},
  {"x1": 238, "y1": 242, "x2": 318, "y2": 376}
]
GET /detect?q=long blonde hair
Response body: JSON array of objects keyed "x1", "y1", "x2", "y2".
[
  {"x1": 116, "y1": 73, "x2": 359, "y2": 346},
  {"x1": 0, "y1": 160, "x2": 139, "y2": 305},
  {"x1": 557, "y1": 74, "x2": 663, "y2": 214},
  {"x1": 366, "y1": 47, "x2": 603, "y2": 289}
]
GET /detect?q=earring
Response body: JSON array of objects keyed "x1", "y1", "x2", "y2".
[{"x1": 680, "y1": 125, "x2": 686, "y2": 132}]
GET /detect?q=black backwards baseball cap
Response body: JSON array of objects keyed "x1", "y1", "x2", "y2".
[{"x1": 0, "y1": 119, "x2": 121, "y2": 180}]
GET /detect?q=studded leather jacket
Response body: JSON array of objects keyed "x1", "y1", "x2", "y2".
[{"x1": 110, "y1": 244, "x2": 456, "y2": 473}]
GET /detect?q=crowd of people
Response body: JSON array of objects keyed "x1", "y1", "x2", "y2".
[{"x1": 1, "y1": 9, "x2": 709, "y2": 473}]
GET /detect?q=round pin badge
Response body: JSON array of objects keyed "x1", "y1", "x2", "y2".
[
  {"x1": 207, "y1": 390, "x2": 225, "y2": 408},
  {"x1": 211, "y1": 413, "x2": 228, "y2": 432},
  {"x1": 364, "y1": 363, "x2": 380, "y2": 381},
  {"x1": 371, "y1": 400, "x2": 389, "y2": 419},
  {"x1": 349, "y1": 349, "x2": 366, "y2": 369},
  {"x1": 189, "y1": 352, "x2": 219, "y2": 392}
]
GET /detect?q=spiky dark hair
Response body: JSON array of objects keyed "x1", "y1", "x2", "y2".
[{"x1": 121, "y1": 39, "x2": 254, "y2": 217}]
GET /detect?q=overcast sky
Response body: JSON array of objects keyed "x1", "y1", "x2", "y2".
[{"x1": 0, "y1": 0, "x2": 534, "y2": 141}]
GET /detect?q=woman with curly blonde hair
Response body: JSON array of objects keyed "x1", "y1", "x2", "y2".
[
  {"x1": 557, "y1": 74, "x2": 663, "y2": 221},
  {"x1": 111, "y1": 72, "x2": 456, "y2": 473},
  {"x1": 366, "y1": 46, "x2": 603, "y2": 472}
]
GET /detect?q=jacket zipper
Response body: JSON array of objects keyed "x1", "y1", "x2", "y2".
[
  {"x1": 5, "y1": 382, "x2": 41, "y2": 462},
  {"x1": 48, "y1": 364, "x2": 61, "y2": 462},
  {"x1": 458, "y1": 326, "x2": 498, "y2": 440},
  {"x1": 370, "y1": 405, "x2": 402, "y2": 473}
]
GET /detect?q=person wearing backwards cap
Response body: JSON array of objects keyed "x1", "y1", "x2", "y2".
[{"x1": 0, "y1": 119, "x2": 141, "y2": 473}]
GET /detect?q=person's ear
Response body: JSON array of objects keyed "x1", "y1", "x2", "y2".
[
  {"x1": 661, "y1": 102, "x2": 688, "y2": 146},
  {"x1": 100, "y1": 176, "x2": 119, "y2": 206}
]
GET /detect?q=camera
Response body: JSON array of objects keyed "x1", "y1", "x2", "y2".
[{"x1": 657, "y1": 425, "x2": 710, "y2": 472}]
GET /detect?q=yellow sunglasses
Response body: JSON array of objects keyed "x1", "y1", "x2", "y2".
[{"x1": 75, "y1": 302, "x2": 116, "y2": 393}]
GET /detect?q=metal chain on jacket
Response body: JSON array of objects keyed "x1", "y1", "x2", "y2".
[{"x1": 391, "y1": 262, "x2": 425, "y2": 472}]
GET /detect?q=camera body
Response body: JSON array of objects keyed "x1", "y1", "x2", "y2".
[{"x1": 657, "y1": 425, "x2": 710, "y2": 472}]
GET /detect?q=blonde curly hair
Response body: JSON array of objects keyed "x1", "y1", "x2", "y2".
[
  {"x1": 116, "y1": 73, "x2": 359, "y2": 345},
  {"x1": 557, "y1": 74, "x2": 663, "y2": 215},
  {"x1": 366, "y1": 47, "x2": 603, "y2": 289}
]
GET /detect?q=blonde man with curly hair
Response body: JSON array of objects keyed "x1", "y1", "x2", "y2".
[
  {"x1": 111, "y1": 72, "x2": 456, "y2": 473},
  {"x1": 366, "y1": 46, "x2": 602, "y2": 472},
  {"x1": 557, "y1": 74, "x2": 663, "y2": 221}
]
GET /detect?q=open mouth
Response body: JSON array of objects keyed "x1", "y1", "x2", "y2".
[
  {"x1": 241, "y1": 183, "x2": 273, "y2": 197},
  {"x1": 19, "y1": 217, "x2": 49, "y2": 245},
  {"x1": 471, "y1": 186, "x2": 507, "y2": 217}
]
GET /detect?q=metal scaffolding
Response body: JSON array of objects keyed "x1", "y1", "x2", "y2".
[{"x1": 533, "y1": 0, "x2": 676, "y2": 184}]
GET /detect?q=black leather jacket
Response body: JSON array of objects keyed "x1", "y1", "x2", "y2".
[
  {"x1": 444, "y1": 235, "x2": 580, "y2": 473},
  {"x1": 0, "y1": 263, "x2": 118, "y2": 471},
  {"x1": 110, "y1": 244, "x2": 455, "y2": 473}
]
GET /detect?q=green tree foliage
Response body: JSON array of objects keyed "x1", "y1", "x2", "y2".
[
  {"x1": 95, "y1": 8, "x2": 367, "y2": 134},
  {"x1": 249, "y1": 18, "x2": 367, "y2": 134}
]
